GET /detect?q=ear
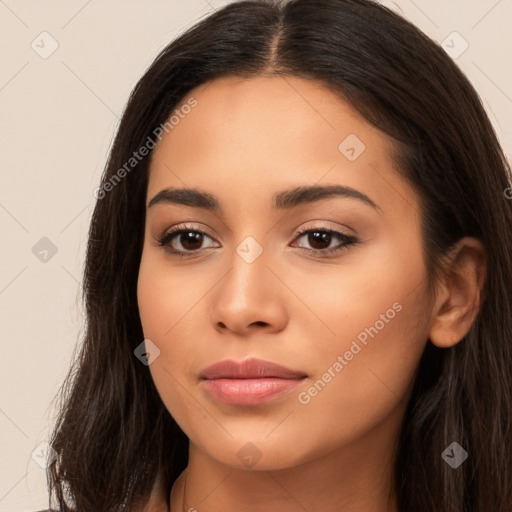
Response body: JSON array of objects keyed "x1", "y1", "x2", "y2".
[{"x1": 428, "y1": 237, "x2": 487, "y2": 348}]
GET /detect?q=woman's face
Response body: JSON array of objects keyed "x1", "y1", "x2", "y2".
[{"x1": 137, "y1": 75, "x2": 432, "y2": 471}]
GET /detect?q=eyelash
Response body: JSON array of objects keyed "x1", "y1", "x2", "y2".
[{"x1": 153, "y1": 223, "x2": 358, "y2": 258}]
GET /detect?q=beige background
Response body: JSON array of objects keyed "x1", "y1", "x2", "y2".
[{"x1": 0, "y1": 0, "x2": 510, "y2": 510}]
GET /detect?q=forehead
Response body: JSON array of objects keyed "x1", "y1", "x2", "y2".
[
  {"x1": 152, "y1": 75, "x2": 376, "y2": 161},
  {"x1": 147, "y1": 75, "x2": 417, "y2": 220}
]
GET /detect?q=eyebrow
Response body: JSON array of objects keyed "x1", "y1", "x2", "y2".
[{"x1": 147, "y1": 184, "x2": 381, "y2": 212}]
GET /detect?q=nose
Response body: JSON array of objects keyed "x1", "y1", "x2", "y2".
[{"x1": 209, "y1": 244, "x2": 288, "y2": 336}]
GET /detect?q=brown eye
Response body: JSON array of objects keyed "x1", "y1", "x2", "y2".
[
  {"x1": 175, "y1": 231, "x2": 205, "y2": 251},
  {"x1": 305, "y1": 231, "x2": 333, "y2": 250},
  {"x1": 155, "y1": 225, "x2": 219, "y2": 255},
  {"x1": 292, "y1": 227, "x2": 358, "y2": 256}
]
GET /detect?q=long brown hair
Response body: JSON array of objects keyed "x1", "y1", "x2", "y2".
[{"x1": 47, "y1": 1, "x2": 512, "y2": 510}]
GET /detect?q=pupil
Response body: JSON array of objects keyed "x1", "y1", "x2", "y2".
[
  {"x1": 181, "y1": 232, "x2": 203, "y2": 250},
  {"x1": 309, "y1": 231, "x2": 331, "y2": 249}
]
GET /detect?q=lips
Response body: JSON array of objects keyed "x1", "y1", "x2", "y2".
[
  {"x1": 199, "y1": 357, "x2": 308, "y2": 380},
  {"x1": 199, "y1": 358, "x2": 308, "y2": 406}
]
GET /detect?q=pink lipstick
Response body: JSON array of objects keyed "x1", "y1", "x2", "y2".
[{"x1": 199, "y1": 357, "x2": 307, "y2": 406}]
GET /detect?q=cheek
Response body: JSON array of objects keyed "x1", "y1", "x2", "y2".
[
  {"x1": 292, "y1": 304, "x2": 427, "y2": 456},
  {"x1": 290, "y1": 238, "x2": 429, "y2": 427},
  {"x1": 137, "y1": 252, "x2": 214, "y2": 424},
  {"x1": 137, "y1": 249, "x2": 212, "y2": 340},
  {"x1": 290, "y1": 228, "x2": 426, "y2": 354}
]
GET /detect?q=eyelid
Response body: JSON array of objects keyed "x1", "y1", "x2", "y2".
[{"x1": 294, "y1": 220, "x2": 356, "y2": 238}]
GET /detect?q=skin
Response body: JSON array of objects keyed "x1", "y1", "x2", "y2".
[{"x1": 136, "y1": 75, "x2": 486, "y2": 512}]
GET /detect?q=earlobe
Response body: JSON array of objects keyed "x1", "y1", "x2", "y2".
[{"x1": 428, "y1": 237, "x2": 487, "y2": 349}]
